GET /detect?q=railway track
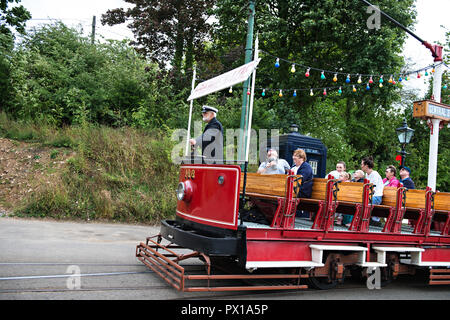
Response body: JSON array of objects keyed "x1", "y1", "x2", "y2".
[
  {"x1": 0, "y1": 261, "x2": 436, "y2": 299},
  {"x1": 0, "y1": 261, "x2": 341, "y2": 295}
]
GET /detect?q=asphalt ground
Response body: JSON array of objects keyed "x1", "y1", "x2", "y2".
[{"x1": 0, "y1": 217, "x2": 449, "y2": 303}]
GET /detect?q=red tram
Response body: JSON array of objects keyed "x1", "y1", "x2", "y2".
[
  {"x1": 135, "y1": 57, "x2": 450, "y2": 292},
  {"x1": 137, "y1": 163, "x2": 450, "y2": 291}
]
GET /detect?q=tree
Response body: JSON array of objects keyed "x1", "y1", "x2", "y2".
[
  {"x1": 101, "y1": 0, "x2": 214, "y2": 75},
  {"x1": 0, "y1": 0, "x2": 31, "y2": 110},
  {"x1": 209, "y1": 0, "x2": 416, "y2": 170},
  {"x1": 7, "y1": 22, "x2": 178, "y2": 128},
  {"x1": 0, "y1": 0, "x2": 31, "y2": 36}
]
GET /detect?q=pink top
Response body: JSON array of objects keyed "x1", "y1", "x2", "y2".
[{"x1": 383, "y1": 177, "x2": 401, "y2": 187}]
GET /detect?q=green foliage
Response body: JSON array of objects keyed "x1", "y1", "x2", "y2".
[
  {"x1": 6, "y1": 22, "x2": 176, "y2": 128},
  {"x1": 101, "y1": 0, "x2": 215, "y2": 75},
  {"x1": 2, "y1": 1, "x2": 449, "y2": 226},
  {"x1": 0, "y1": 0, "x2": 31, "y2": 36},
  {"x1": 0, "y1": 0, "x2": 31, "y2": 109},
  {"x1": 0, "y1": 31, "x2": 14, "y2": 110}
]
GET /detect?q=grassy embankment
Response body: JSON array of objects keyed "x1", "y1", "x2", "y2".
[{"x1": 0, "y1": 112, "x2": 179, "y2": 224}]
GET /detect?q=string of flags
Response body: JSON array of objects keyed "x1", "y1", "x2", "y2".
[{"x1": 226, "y1": 50, "x2": 448, "y2": 97}]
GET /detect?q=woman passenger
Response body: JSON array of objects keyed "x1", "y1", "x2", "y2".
[
  {"x1": 383, "y1": 165, "x2": 401, "y2": 187},
  {"x1": 292, "y1": 149, "x2": 313, "y2": 198},
  {"x1": 292, "y1": 149, "x2": 314, "y2": 218}
]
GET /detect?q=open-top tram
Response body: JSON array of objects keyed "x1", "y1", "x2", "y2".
[
  {"x1": 136, "y1": 161, "x2": 450, "y2": 291},
  {"x1": 135, "y1": 34, "x2": 450, "y2": 291}
]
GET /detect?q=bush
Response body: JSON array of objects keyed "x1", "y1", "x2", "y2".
[
  {"x1": 6, "y1": 22, "x2": 178, "y2": 129},
  {"x1": 10, "y1": 122, "x2": 180, "y2": 224}
]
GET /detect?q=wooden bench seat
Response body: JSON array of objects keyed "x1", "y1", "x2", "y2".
[
  {"x1": 240, "y1": 174, "x2": 448, "y2": 213},
  {"x1": 239, "y1": 172, "x2": 302, "y2": 227},
  {"x1": 310, "y1": 178, "x2": 327, "y2": 200},
  {"x1": 239, "y1": 173, "x2": 301, "y2": 200},
  {"x1": 239, "y1": 172, "x2": 449, "y2": 234},
  {"x1": 374, "y1": 188, "x2": 448, "y2": 220},
  {"x1": 335, "y1": 181, "x2": 365, "y2": 203},
  {"x1": 435, "y1": 192, "x2": 450, "y2": 212}
]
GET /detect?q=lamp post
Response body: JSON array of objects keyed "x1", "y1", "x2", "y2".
[{"x1": 395, "y1": 118, "x2": 415, "y2": 166}]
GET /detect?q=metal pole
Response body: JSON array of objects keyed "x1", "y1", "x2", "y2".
[
  {"x1": 237, "y1": 0, "x2": 255, "y2": 166},
  {"x1": 400, "y1": 144, "x2": 406, "y2": 167},
  {"x1": 241, "y1": 36, "x2": 258, "y2": 210},
  {"x1": 427, "y1": 63, "x2": 444, "y2": 191},
  {"x1": 359, "y1": 0, "x2": 445, "y2": 191},
  {"x1": 359, "y1": 0, "x2": 442, "y2": 60},
  {"x1": 91, "y1": 16, "x2": 96, "y2": 44},
  {"x1": 245, "y1": 35, "x2": 258, "y2": 163},
  {"x1": 185, "y1": 67, "x2": 196, "y2": 156}
]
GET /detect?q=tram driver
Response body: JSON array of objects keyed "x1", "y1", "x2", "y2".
[{"x1": 189, "y1": 105, "x2": 224, "y2": 164}]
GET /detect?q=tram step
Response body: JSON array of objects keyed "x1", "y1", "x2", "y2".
[
  {"x1": 373, "y1": 246, "x2": 424, "y2": 266},
  {"x1": 356, "y1": 261, "x2": 387, "y2": 268},
  {"x1": 374, "y1": 246, "x2": 450, "y2": 267},
  {"x1": 245, "y1": 261, "x2": 324, "y2": 269},
  {"x1": 429, "y1": 268, "x2": 450, "y2": 285},
  {"x1": 310, "y1": 244, "x2": 368, "y2": 265}
]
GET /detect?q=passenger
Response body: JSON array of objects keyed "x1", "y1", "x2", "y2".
[
  {"x1": 334, "y1": 171, "x2": 350, "y2": 226},
  {"x1": 383, "y1": 165, "x2": 401, "y2": 187},
  {"x1": 189, "y1": 105, "x2": 223, "y2": 163},
  {"x1": 351, "y1": 170, "x2": 365, "y2": 183},
  {"x1": 257, "y1": 148, "x2": 290, "y2": 174},
  {"x1": 398, "y1": 166, "x2": 417, "y2": 229},
  {"x1": 326, "y1": 161, "x2": 346, "y2": 179},
  {"x1": 292, "y1": 149, "x2": 314, "y2": 219},
  {"x1": 336, "y1": 172, "x2": 350, "y2": 226},
  {"x1": 345, "y1": 169, "x2": 365, "y2": 227},
  {"x1": 291, "y1": 149, "x2": 313, "y2": 198},
  {"x1": 339, "y1": 171, "x2": 350, "y2": 182},
  {"x1": 399, "y1": 166, "x2": 415, "y2": 189},
  {"x1": 361, "y1": 156, "x2": 384, "y2": 227}
]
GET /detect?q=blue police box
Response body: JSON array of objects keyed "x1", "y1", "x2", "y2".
[{"x1": 268, "y1": 124, "x2": 327, "y2": 178}]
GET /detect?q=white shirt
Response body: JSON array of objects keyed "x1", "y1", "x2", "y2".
[
  {"x1": 365, "y1": 170, "x2": 384, "y2": 197},
  {"x1": 326, "y1": 170, "x2": 340, "y2": 179},
  {"x1": 258, "y1": 159, "x2": 290, "y2": 174}
]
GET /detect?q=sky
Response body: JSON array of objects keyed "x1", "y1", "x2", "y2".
[
  {"x1": 13, "y1": 0, "x2": 450, "y2": 97},
  {"x1": 400, "y1": 0, "x2": 449, "y2": 97},
  {"x1": 18, "y1": 0, "x2": 134, "y2": 41}
]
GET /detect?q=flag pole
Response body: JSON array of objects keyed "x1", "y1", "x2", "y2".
[{"x1": 185, "y1": 66, "x2": 196, "y2": 156}]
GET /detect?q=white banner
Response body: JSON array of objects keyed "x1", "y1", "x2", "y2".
[{"x1": 187, "y1": 58, "x2": 261, "y2": 101}]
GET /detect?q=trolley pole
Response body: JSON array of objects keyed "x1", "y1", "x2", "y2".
[
  {"x1": 360, "y1": 0, "x2": 446, "y2": 191},
  {"x1": 427, "y1": 61, "x2": 444, "y2": 191},
  {"x1": 185, "y1": 66, "x2": 196, "y2": 156},
  {"x1": 237, "y1": 0, "x2": 255, "y2": 167}
]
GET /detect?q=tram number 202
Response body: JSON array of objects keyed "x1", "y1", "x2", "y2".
[{"x1": 185, "y1": 169, "x2": 195, "y2": 180}]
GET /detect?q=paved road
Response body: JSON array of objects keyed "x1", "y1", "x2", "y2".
[{"x1": 0, "y1": 217, "x2": 449, "y2": 301}]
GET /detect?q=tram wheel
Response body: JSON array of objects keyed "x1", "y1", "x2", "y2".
[
  {"x1": 308, "y1": 275, "x2": 339, "y2": 290},
  {"x1": 379, "y1": 253, "x2": 400, "y2": 287},
  {"x1": 307, "y1": 253, "x2": 341, "y2": 290}
]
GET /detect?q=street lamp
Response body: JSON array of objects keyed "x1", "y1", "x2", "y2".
[
  {"x1": 289, "y1": 124, "x2": 299, "y2": 133},
  {"x1": 395, "y1": 118, "x2": 415, "y2": 166}
]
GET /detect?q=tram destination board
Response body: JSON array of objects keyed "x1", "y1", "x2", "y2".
[{"x1": 413, "y1": 100, "x2": 450, "y2": 122}]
